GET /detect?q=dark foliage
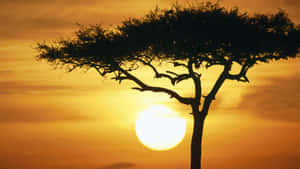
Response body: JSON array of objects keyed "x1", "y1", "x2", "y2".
[
  {"x1": 37, "y1": 3, "x2": 299, "y2": 78},
  {"x1": 36, "y1": 2, "x2": 300, "y2": 112}
]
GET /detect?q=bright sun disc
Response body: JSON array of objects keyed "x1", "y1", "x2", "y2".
[{"x1": 135, "y1": 105, "x2": 186, "y2": 151}]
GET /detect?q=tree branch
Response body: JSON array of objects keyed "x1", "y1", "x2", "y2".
[
  {"x1": 118, "y1": 68, "x2": 194, "y2": 105},
  {"x1": 188, "y1": 58, "x2": 202, "y2": 110},
  {"x1": 226, "y1": 63, "x2": 251, "y2": 83},
  {"x1": 137, "y1": 58, "x2": 191, "y2": 85},
  {"x1": 94, "y1": 66, "x2": 114, "y2": 76},
  {"x1": 200, "y1": 64, "x2": 230, "y2": 116},
  {"x1": 170, "y1": 61, "x2": 189, "y2": 68}
]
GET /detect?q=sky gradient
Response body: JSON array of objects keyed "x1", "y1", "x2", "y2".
[{"x1": 0, "y1": 0, "x2": 299, "y2": 169}]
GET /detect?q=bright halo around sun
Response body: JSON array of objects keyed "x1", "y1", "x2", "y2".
[{"x1": 135, "y1": 105, "x2": 186, "y2": 151}]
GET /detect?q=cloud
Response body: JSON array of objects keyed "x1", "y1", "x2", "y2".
[
  {"x1": 282, "y1": 0, "x2": 300, "y2": 6},
  {"x1": 236, "y1": 73, "x2": 300, "y2": 122},
  {"x1": 0, "y1": 80, "x2": 96, "y2": 95},
  {"x1": 258, "y1": 153, "x2": 300, "y2": 169},
  {"x1": 0, "y1": 80, "x2": 94, "y2": 123},
  {"x1": 0, "y1": 0, "x2": 166, "y2": 41},
  {"x1": 0, "y1": 1, "x2": 105, "y2": 41},
  {"x1": 0, "y1": 104, "x2": 89, "y2": 123},
  {"x1": 234, "y1": 152, "x2": 300, "y2": 169},
  {"x1": 98, "y1": 162, "x2": 135, "y2": 169},
  {"x1": 0, "y1": 81, "x2": 71, "y2": 94},
  {"x1": 0, "y1": 70, "x2": 12, "y2": 75}
]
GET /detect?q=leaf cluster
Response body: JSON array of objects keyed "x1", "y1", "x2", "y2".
[{"x1": 37, "y1": 2, "x2": 300, "y2": 75}]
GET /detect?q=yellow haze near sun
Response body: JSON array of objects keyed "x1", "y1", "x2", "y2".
[{"x1": 135, "y1": 105, "x2": 186, "y2": 151}]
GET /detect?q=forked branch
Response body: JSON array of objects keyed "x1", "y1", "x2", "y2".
[
  {"x1": 200, "y1": 64, "x2": 230, "y2": 116},
  {"x1": 226, "y1": 63, "x2": 251, "y2": 82},
  {"x1": 188, "y1": 58, "x2": 202, "y2": 108},
  {"x1": 117, "y1": 68, "x2": 194, "y2": 105},
  {"x1": 137, "y1": 58, "x2": 192, "y2": 85}
]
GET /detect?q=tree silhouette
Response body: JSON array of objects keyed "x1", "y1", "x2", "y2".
[{"x1": 36, "y1": 2, "x2": 300, "y2": 169}]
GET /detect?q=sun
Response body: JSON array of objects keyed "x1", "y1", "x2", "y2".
[{"x1": 135, "y1": 105, "x2": 186, "y2": 151}]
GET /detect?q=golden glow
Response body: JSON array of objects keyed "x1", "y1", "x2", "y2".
[
  {"x1": 1, "y1": 1, "x2": 300, "y2": 169},
  {"x1": 135, "y1": 105, "x2": 186, "y2": 151}
]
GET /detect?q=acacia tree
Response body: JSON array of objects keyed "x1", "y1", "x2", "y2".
[{"x1": 37, "y1": 3, "x2": 299, "y2": 169}]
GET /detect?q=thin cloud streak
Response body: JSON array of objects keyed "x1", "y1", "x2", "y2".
[
  {"x1": 0, "y1": 106, "x2": 89, "y2": 123},
  {"x1": 0, "y1": 70, "x2": 12, "y2": 75},
  {"x1": 98, "y1": 162, "x2": 135, "y2": 169},
  {"x1": 0, "y1": 80, "x2": 103, "y2": 95},
  {"x1": 0, "y1": 81, "x2": 75, "y2": 94}
]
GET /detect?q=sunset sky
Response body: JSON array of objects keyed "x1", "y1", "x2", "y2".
[{"x1": 0, "y1": 0, "x2": 300, "y2": 169}]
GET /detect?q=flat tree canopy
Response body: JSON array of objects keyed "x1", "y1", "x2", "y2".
[
  {"x1": 37, "y1": 3, "x2": 299, "y2": 107},
  {"x1": 38, "y1": 4, "x2": 299, "y2": 72},
  {"x1": 37, "y1": 2, "x2": 299, "y2": 108}
]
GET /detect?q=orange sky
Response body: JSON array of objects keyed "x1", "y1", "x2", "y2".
[{"x1": 0, "y1": 0, "x2": 300, "y2": 169}]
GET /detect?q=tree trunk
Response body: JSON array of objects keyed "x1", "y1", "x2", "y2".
[{"x1": 191, "y1": 114, "x2": 206, "y2": 169}]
